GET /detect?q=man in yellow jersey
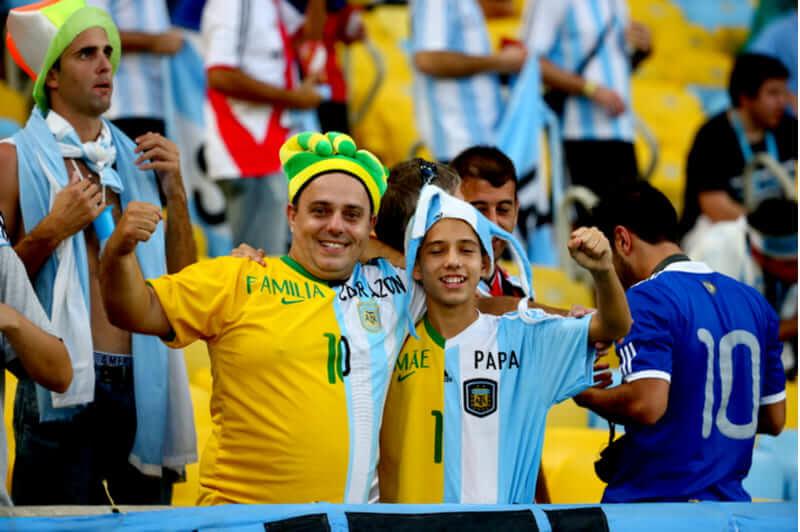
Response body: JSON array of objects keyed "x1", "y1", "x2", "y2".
[
  {"x1": 379, "y1": 185, "x2": 631, "y2": 503},
  {"x1": 99, "y1": 131, "x2": 425, "y2": 505}
]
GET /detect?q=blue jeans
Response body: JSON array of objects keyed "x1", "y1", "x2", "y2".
[{"x1": 12, "y1": 353, "x2": 175, "y2": 505}]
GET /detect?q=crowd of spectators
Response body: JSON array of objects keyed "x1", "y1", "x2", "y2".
[{"x1": 0, "y1": 0, "x2": 795, "y2": 510}]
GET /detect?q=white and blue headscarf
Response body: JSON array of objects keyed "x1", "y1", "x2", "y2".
[{"x1": 404, "y1": 184, "x2": 534, "y2": 337}]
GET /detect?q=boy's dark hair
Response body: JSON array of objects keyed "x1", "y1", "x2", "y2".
[
  {"x1": 728, "y1": 53, "x2": 789, "y2": 107},
  {"x1": 747, "y1": 197, "x2": 798, "y2": 237},
  {"x1": 591, "y1": 181, "x2": 680, "y2": 245},
  {"x1": 375, "y1": 158, "x2": 460, "y2": 253},
  {"x1": 450, "y1": 145, "x2": 517, "y2": 194}
]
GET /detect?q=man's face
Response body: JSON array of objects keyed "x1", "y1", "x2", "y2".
[
  {"x1": 743, "y1": 78, "x2": 789, "y2": 130},
  {"x1": 460, "y1": 177, "x2": 518, "y2": 261},
  {"x1": 288, "y1": 172, "x2": 375, "y2": 281},
  {"x1": 413, "y1": 218, "x2": 490, "y2": 308},
  {"x1": 46, "y1": 27, "x2": 114, "y2": 117}
]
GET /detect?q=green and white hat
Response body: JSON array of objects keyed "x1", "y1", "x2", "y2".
[{"x1": 6, "y1": 0, "x2": 121, "y2": 112}]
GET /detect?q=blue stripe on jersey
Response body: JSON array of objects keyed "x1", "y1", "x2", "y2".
[
  {"x1": 496, "y1": 319, "x2": 537, "y2": 503},
  {"x1": 566, "y1": 7, "x2": 596, "y2": 138},
  {"x1": 452, "y1": 6, "x2": 487, "y2": 154},
  {"x1": 443, "y1": 344, "x2": 462, "y2": 502},
  {"x1": 589, "y1": 0, "x2": 623, "y2": 139}
]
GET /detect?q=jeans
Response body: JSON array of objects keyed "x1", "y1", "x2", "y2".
[{"x1": 12, "y1": 352, "x2": 175, "y2": 505}]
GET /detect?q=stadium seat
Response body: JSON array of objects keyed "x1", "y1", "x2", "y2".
[
  {"x1": 787, "y1": 380, "x2": 797, "y2": 430},
  {"x1": 531, "y1": 266, "x2": 594, "y2": 310},
  {"x1": 542, "y1": 427, "x2": 610, "y2": 503},
  {"x1": 0, "y1": 82, "x2": 28, "y2": 128},
  {"x1": 172, "y1": 384, "x2": 212, "y2": 506},
  {"x1": 4, "y1": 374, "x2": 16, "y2": 494}
]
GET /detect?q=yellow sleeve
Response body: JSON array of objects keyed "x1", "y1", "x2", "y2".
[{"x1": 147, "y1": 257, "x2": 244, "y2": 348}]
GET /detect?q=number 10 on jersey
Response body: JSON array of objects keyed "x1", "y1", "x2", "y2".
[{"x1": 698, "y1": 328, "x2": 760, "y2": 440}]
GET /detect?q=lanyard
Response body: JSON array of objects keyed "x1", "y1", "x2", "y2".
[{"x1": 730, "y1": 111, "x2": 779, "y2": 163}]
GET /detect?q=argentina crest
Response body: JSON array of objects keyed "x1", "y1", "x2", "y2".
[
  {"x1": 358, "y1": 299, "x2": 382, "y2": 333},
  {"x1": 463, "y1": 379, "x2": 497, "y2": 417}
]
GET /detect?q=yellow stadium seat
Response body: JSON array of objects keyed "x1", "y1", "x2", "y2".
[
  {"x1": 531, "y1": 266, "x2": 594, "y2": 310},
  {"x1": 542, "y1": 427, "x2": 611, "y2": 503},
  {"x1": 0, "y1": 82, "x2": 28, "y2": 127},
  {"x1": 5, "y1": 374, "x2": 16, "y2": 494},
  {"x1": 648, "y1": 147, "x2": 688, "y2": 216},
  {"x1": 172, "y1": 384, "x2": 212, "y2": 506},
  {"x1": 787, "y1": 380, "x2": 797, "y2": 430}
]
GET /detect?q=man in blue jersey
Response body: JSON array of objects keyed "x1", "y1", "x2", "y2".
[{"x1": 576, "y1": 181, "x2": 786, "y2": 502}]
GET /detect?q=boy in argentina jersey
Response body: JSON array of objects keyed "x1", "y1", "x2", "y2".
[
  {"x1": 576, "y1": 182, "x2": 786, "y2": 502},
  {"x1": 99, "y1": 132, "x2": 424, "y2": 505},
  {"x1": 379, "y1": 185, "x2": 632, "y2": 504}
]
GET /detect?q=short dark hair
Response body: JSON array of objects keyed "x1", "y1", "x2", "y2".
[
  {"x1": 591, "y1": 181, "x2": 680, "y2": 245},
  {"x1": 748, "y1": 197, "x2": 798, "y2": 236},
  {"x1": 375, "y1": 158, "x2": 460, "y2": 252},
  {"x1": 450, "y1": 145, "x2": 517, "y2": 194},
  {"x1": 728, "y1": 53, "x2": 789, "y2": 107}
]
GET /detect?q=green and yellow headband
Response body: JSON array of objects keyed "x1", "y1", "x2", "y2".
[
  {"x1": 280, "y1": 131, "x2": 388, "y2": 212},
  {"x1": 7, "y1": 0, "x2": 121, "y2": 112}
]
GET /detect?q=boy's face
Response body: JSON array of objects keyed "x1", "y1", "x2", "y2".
[{"x1": 413, "y1": 218, "x2": 490, "y2": 308}]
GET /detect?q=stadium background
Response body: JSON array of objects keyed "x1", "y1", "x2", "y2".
[{"x1": 0, "y1": 0, "x2": 796, "y2": 508}]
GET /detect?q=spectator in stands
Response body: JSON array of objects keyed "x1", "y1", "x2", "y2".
[
  {"x1": 522, "y1": 0, "x2": 651, "y2": 206},
  {"x1": 749, "y1": 8, "x2": 797, "y2": 114},
  {"x1": 0, "y1": 0, "x2": 196, "y2": 504},
  {"x1": 680, "y1": 53, "x2": 797, "y2": 250},
  {"x1": 379, "y1": 184, "x2": 630, "y2": 503},
  {"x1": 577, "y1": 182, "x2": 786, "y2": 502},
  {"x1": 451, "y1": 146, "x2": 525, "y2": 298},
  {"x1": 688, "y1": 198, "x2": 797, "y2": 378},
  {"x1": 88, "y1": 0, "x2": 181, "y2": 139},
  {"x1": 1, "y1": 215, "x2": 72, "y2": 507},
  {"x1": 290, "y1": 0, "x2": 366, "y2": 134},
  {"x1": 99, "y1": 131, "x2": 428, "y2": 505},
  {"x1": 201, "y1": 0, "x2": 323, "y2": 254},
  {"x1": 408, "y1": 0, "x2": 526, "y2": 162}
]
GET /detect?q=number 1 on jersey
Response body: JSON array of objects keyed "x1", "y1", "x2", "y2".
[{"x1": 431, "y1": 410, "x2": 443, "y2": 464}]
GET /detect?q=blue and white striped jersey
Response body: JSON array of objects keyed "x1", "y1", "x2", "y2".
[
  {"x1": 380, "y1": 310, "x2": 594, "y2": 503},
  {"x1": 409, "y1": 0, "x2": 503, "y2": 162},
  {"x1": 89, "y1": 0, "x2": 171, "y2": 120},
  {"x1": 522, "y1": 0, "x2": 634, "y2": 141},
  {"x1": 606, "y1": 260, "x2": 786, "y2": 502}
]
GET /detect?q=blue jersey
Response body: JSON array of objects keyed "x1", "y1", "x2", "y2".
[{"x1": 604, "y1": 261, "x2": 786, "y2": 502}]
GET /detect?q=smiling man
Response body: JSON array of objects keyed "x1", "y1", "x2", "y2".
[
  {"x1": 100, "y1": 131, "x2": 426, "y2": 505},
  {"x1": 378, "y1": 185, "x2": 631, "y2": 504}
]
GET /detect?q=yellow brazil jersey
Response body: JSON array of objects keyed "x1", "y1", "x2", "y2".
[{"x1": 148, "y1": 255, "x2": 422, "y2": 505}]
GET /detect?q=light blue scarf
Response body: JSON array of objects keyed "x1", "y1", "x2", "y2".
[{"x1": 13, "y1": 108, "x2": 183, "y2": 473}]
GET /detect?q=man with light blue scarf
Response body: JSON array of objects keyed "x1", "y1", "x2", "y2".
[{"x1": 0, "y1": 0, "x2": 197, "y2": 505}]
